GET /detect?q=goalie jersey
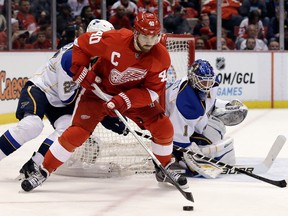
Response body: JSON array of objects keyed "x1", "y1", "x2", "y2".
[
  {"x1": 29, "y1": 43, "x2": 79, "y2": 107},
  {"x1": 165, "y1": 76, "x2": 219, "y2": 147}
]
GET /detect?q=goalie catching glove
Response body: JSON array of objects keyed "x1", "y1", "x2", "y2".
[
  {"x1": 212, "y1": 99, "x2": 248, "y2": 126},
  {"x1": 103, "y1": 92, "x2": 131, "y2": 117},
  {"x1": 71, "y1": 65, "x2": 96, "y2": 90}
]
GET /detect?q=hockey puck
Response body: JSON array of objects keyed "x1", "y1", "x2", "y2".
[{"x1": 183, "y1": 206, "x2": 194, "y2": 211}]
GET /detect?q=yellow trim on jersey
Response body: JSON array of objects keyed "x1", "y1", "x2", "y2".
[
  {"x1": 66, "y1": 88, "x2": 80, "y2": 105},
  {"x1": 3, "y1": 134, "x2": 17, "y2": 150},
  {"x1": 178, "y1": 80, "x2": 189, "y2": 94},
  {"x1": 27, "y1": 86, "x2": 37, "y2": 114}
]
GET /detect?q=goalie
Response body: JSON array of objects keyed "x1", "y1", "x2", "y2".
[{"x1": 165, "y1": 59, "x2": 248, "y2": 178}]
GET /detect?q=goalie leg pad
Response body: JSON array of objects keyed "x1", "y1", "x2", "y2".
[
  {"x1": 199, "y1": 137, "x2": 236, "y2": 165},
  {"x1": 183, "y1": 142, "x2": 223, "y2": 179}
]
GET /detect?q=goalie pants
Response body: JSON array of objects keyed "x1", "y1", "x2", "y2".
[{"x1": 43, "y1": 90, "x2": 174, "y2": 173}]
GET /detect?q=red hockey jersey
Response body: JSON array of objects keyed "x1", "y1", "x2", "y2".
[{"x1": 71, "y1": 28, "x2": 171, "y2": 108}]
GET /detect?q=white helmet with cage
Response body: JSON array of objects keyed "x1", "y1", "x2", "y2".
[{"x1": 86, "y1": 19, "x2": 114, "y2": 32}]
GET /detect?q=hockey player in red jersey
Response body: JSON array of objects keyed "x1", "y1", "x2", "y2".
[
  {"x1": 0, "y1": 19, "x2": 126, "y2": 180},
  {"x1": 21, "y1": 12, "x2": 188, "y2": 192}
]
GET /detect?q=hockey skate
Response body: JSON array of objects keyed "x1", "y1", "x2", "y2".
[
  {"x1": 18, "y1": 158, "x2": 38, "y2": 180},
  {"x1": 21, "y1": 165, "x2": 49, "y2": 192},
  {"x1": 155, "y1": 159, "x2": 189, "y2": 189}
]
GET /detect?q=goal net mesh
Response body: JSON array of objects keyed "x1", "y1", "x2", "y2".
[{"x1": 55, "y1": 34, "x2": 195, "y2": 178}]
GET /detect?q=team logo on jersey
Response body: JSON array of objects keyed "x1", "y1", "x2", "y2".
[
  {"x1": 81, "y1": 115, "x2": 91, "y2": 120},
  {"x1": 216, "y1": 57, "x2": 225, "y2": 70},
  {"x1": 20, "y1": 101, "x2": 29, "y2": 109},
  {"x1": 109, "y1": 67, "x2": 147, "y2": 85}
]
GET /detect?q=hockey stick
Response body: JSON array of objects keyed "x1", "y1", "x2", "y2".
[
  {"x1": 91, "y1": 83, "x2": 194, "y2": 202},
  {"x1": 174, "y1": 135, "x2": 287, "y2": 188},
  {"x1": 222, "y1": 136, "x2": 285, "y2": 175},
  {"x1": 134, "y1": 131, "x2": 284, "y2": 175},
  {"x1": 134, "y1": 130, "x2": 288, "y2": 188}
]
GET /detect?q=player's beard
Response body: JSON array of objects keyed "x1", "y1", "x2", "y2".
[{"x1": 135, "y1": 39, "x2": 153, "y2": 53}]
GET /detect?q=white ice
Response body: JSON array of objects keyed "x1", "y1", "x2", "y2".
[{"x1": 0, "y1": 109, "x2": 288, "y2": 216}]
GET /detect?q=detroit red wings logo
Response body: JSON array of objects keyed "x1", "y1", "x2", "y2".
[{"x1": 109, "y1": 67, "x2": 147, "y2": 85}]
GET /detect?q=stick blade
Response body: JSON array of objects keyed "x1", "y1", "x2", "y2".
[
  {"x1": 275, "y1": 135, "x2": 286, "y2": 146},
  {"x1": 278, "y1": 179, "x2": 287, "y2": 188},
  {"x1": 264, "y1": 135, "x2": 286, "y2": 164},
  {"x1": 184, "y1": 191, "x2": 194, "y2": 202},
  {"x1": 273, "y1": 135, "x2": 286, "y2": 148}
]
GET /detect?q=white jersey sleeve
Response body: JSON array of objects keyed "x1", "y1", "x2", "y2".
[
  {"x1": 165, "y1": 76, "x2": 218, "y2": 147},
  {"x1": 29, "y1": 43, "x2": 80, "y2": 107}
]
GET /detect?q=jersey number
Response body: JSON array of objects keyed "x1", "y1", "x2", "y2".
[
  {"x1": 159, "y1": 70, "x2": 167, "y2": 82},
  {"x1": 89, "y1": 31, "x2": 103, "y2": 44},
  {"x1": 183, "y1": 125, "x2": 188, "y2": 137},
  {"x1": 63, "y1": 81, "x2": 77, "y2": 93}
]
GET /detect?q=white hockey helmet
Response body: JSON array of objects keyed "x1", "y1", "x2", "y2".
[{"x1": 86, "y1": 19, "x2": 114, "y2": 32}]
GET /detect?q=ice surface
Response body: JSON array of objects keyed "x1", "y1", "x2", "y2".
[{"x1": 0, "y1": 109, "x2": 287, "y2": 216}]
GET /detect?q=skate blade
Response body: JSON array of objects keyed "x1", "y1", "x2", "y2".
[{"x1": 15, "y1": 173, "x2": 25, "y2": 181}]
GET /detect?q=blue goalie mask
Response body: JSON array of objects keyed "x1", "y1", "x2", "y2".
[{"x1": 187, "y1": 59, "x2": 215, "y2": 93}]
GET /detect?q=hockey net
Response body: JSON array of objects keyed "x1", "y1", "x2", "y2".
[{"x1": 55, "y1": 34, "x2": 195, "y2": 178}]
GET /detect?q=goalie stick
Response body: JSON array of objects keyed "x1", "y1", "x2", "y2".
[
  {"x1": 133, "y1": 131, "x2": 285, "y2": 175},
  {"x1": 221, "y1": 135, "x2": 285, "y2": 175},
  {"x1": 92, "y1": 83, "x2": 194, "y2": 203},
  {"x1": 133, "y1": 131, "x2": 288, "y2": 187},
  {"x1": 174, "y1": 135, "x2": 287, "y2": 188}
]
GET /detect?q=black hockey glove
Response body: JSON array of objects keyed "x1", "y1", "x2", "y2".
[{"x1": 101, "y1": 115, "x2": 129, "y2": 136}]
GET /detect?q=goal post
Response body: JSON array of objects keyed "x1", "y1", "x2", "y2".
[
  {"x1": 55, "y1": 34, "x2": 195, "y2": 178},
  {"x1": 165, "y1": 33, "x2": 195, "y2": 86},
  {"x1": 160, "y1": 33, "x2": 195, "y2": 109}
]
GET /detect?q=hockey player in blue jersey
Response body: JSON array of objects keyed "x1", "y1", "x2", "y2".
[
  {"x1": 165, "y1": 59, "x2": 248, "y2": 178},
  {"x1": 0, "y1": 19, "x2": 125, "y2": 179}
]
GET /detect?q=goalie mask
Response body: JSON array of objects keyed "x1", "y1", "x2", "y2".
[
  {"x1": 87, "y1": 19, "x2": 114, "y2": 32},
  {"x1": 188, "y1": 59, "x2": 216, "y2": 95}
]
